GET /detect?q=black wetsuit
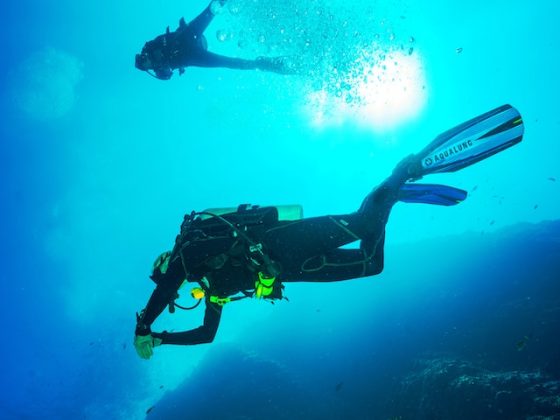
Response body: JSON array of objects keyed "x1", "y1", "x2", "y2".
[
  {"x1": 136, "y1": 1, "x2": 288, "y2": 79},
  {"x1": 136, "y1": 174, "x2": 403, "y2": 346}
]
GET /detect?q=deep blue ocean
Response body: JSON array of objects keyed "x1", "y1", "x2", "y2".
[{"x1": 1, "y1": 0, "x2": 559, "y2": 419}]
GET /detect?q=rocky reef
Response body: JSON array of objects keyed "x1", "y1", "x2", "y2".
[
  {"x1": 146, "y1": 220, "x2": 560, "y2": 419},
  {"x1": 391, "y1": 357, "x2": 560, "y2": 420}
]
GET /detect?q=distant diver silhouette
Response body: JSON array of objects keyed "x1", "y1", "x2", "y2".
[
  {"x1": 135, "y1": 0, "x2": 293, "y2": 80},
  {"x1": 134, "y1": 105, "x2": 524, "y2": 359}
]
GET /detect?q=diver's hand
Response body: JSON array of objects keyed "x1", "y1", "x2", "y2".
[{"x1": 134, "y1": 334, "x2": 163, "y2": 360}]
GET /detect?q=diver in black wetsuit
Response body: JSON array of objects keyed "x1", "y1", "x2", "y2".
[
  {"x1": 133, "y1": 104, "x2": 524, "y2": 359},
  {"x1": 134, "y1": 155, "x2": 424, "y2": 358},
  {"x1": 135, "y1": 0, "x2": 291, "y2": 80}
]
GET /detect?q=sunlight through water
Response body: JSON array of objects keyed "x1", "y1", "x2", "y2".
[{"x1": 306, "y1": 49, "x2": 427, "y2": 132}]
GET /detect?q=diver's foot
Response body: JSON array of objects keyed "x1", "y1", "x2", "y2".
[
  {"x1": 392, "y1": 153, "x2": 423, "y2": 183},
  {"x1": 256, "y1": 56, "x2": 296, "y2": 75},
  {"x1": 256, "y1": 56, "x2": 279, "y2": 71},
  {"x1": 210, "y1": 0, "x2": 227, "y2": 14}
]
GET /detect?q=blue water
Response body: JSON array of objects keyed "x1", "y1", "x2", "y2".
[{"x1": 1, "y1": 0, "x2": 559, "y2": 418}]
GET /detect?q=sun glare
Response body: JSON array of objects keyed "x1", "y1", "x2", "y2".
[{"x1": 306, "y1": 49, "x2": 427, "y2": 132}]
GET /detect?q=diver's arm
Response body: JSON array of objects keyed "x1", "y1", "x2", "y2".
[
  {"x1": 187, "y1": 1, "x2": 225, "y2": 35},
  {"x1": 135, "y1": 284, "x2": 178, "y2": 335},
  {"x1": 152, "y1": 300, "x2": 223, "y2": 345},
  {"x1": 135, "y1": 261, "x2": 185, "y2": 335}
]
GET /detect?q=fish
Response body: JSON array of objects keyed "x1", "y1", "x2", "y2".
[
  {"x1": 335, "y1": 382, "x2": 343, "y2": 392},
  {"x1": 516, "y1": 335, "x2": 530, "y2": 351},
  {"x1": 146, "y1": 406, "x2": 155, "y2": 414},
  {"x1": 548, "y1": 177, "x2": 556, "y2": 182}
]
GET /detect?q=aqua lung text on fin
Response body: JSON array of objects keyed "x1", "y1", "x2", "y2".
[{"x1": 424, "y1": 139, "x2": 474, "y2": 167}]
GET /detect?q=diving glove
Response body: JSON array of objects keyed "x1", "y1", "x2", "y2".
[{"x1": 134, "y1": 334, "x2": 163, "y2": 360}]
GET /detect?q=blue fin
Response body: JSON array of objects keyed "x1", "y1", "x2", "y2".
[
  {"x1": 417, "y1": 104, "x2": 524, "y2": 177},
  {"x1": 398, "y1": 183, "x2": 467, "y2": 206}
]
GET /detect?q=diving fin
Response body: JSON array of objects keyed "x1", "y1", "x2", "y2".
[
  {"x1": 398, "y1": 183, "x2": 467, "y2": 206},
  {"x1": 416, "y1": 104, "x2": 524, "y2": 177}
]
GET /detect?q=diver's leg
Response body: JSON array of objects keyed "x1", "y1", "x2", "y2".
[
  {"x1": 264, "y1": 212, "x2": 384, "y2": 281},
  {"x1": 266, "y1": 155, "x2": 419, "y2": 281},
  {"x1": 188, "y1": 50, "x2": 260, "y2": 70},
  {"x1": 265, "y1": 215, "x2": 363, "y2": 263},
  {"x1": 263, "y1": 188, "x2": 395, "y2": 279},
  {"x1": 358, "y1": 154, "x2": 420, "y2": 222},
  {"x1": 356, "y1": 154, "x2": 421, "y2": 258},
  {"x1": 188, "y1": 50, "x2": 291, "y2": 74},
  {"x1": 188, "y1": 1, "x2": 222, "y2": 35},
  {"x1": 268, "y1": 210, "x2": 388, "y2": 283},
  {"x1": 281, "y1": 233, "x2": 386, "y2": 282}
]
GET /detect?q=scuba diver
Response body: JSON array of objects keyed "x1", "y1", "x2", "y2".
[
  {"x1": 134, "y1": 105, "x2": 524, "y2": 359},
  {"x1": 135, "y1": 0, "x2": 293, "y2": 80}
]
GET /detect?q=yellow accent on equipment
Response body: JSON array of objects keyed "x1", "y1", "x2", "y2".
[
  {"x1": 209, "y1": 296, "x2": 231, "y2": 306},
  {"x1": 254, "y1": 271, "x2": 276, "y2": 299},
  {"x1": 191, "y1": 287, "x2": 205, "y2": 300}
]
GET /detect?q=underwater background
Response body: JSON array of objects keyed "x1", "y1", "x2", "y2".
[{"x1": 1, "y1": 0, "x2": 559, "y2": 418}]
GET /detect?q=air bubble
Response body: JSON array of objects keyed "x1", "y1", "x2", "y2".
[
  {"x1": 210, "y1": 1, "x2": 224, "y2": 15},
  {"x1": 216, "y1": 30, "x2": 229, "y2": 42}
]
